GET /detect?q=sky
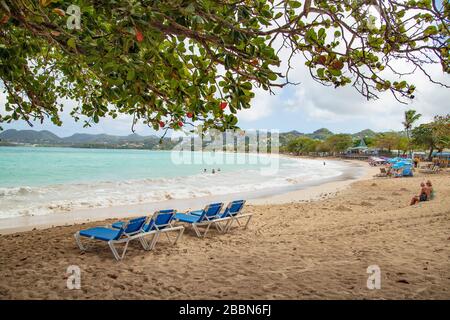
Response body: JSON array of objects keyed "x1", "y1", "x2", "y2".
[
  {"x1": 2, "y1": 60, "x2": 447, "y2": 137},
  {"x1": 1, "y1": 4, "x2": 449, "y2": 137}
]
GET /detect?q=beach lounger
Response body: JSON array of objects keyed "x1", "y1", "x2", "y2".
[
  {"x1": 419, "y1": 165, "x2": 440, "y2": 174},
  {"x1": 192, "y1": 200, "x2": 252, "y2": 233},
  {"x1": 182, "y1": 200, "x2": 252, "y2": 234},
  {"x1": 174, "y1": 203, "x2": 224, "y2": 237},
  {"x1": 74, "y1": 216, "x2": 147, "y2": 260},
  {"x1": 112, "y1": 209, "x2": 184, "y2": 250},
  {"x1": 220, "y1": 200, "x2": 252, "y2": 232}
]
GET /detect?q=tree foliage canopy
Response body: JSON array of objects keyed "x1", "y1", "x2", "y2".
[
  {"x1": 373, "y1": 131, "x2": 405, "y2": 152},
  {"x1": 286, "y1": 135, "x2": 320, "y2": 154},
  {"x1": 324, "y1": 133, "x2": 354, "y2": 152},
  {"x1": 0, "y1": 0, "x2": 449, "y2": 132},
  {"x1": 412, "y1": 114, "x2": 450, "y2": 157}
]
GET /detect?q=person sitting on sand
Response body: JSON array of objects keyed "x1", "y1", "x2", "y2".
[
  {"x1": 410, "y1": 182, "x2": 430, "y2": 205},
  {"x1": 386, "y1": 164, "x2": 393, "y2": 177},
  {"x1": 426, "y1": 180, "x2": 435, "y2": 200}
]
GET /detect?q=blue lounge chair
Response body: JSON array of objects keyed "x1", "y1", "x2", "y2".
[
  {"x1": 174, "y1": 203, "x2": 224, "y2": 237},
  {"x1": 74, "y1": 216, "x2": 147, "y2": 260},
  {"x1": 217, "y1": 200, "x2": 252, "y2": 232},
  {"x1": 190, "y1": 200, "x2": 251, "y2": 233},
  {"x1": 111, "y1": 209, "x2": 184, "y2": 250}
]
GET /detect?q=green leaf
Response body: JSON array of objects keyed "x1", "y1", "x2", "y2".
[
  {"x1": 67, "y1": 38, "x2": 76, "y2": 50},
  {"x1": 289, "y1": 1, "x2": 302, "y2": 9},
  {"x1": 317, "y1": 68, "x2": 325, "y2": 78},
  {"x1": 127, "y1": 69, "x2": 135, "y2": 81}
]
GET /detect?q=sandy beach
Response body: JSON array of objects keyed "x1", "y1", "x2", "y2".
[
  {"x1": 2, "y1": 0, "x2": 450, "y2": 303},
  {"x1": 0, "y1": 163, "x2": 449, "y2": 300}
]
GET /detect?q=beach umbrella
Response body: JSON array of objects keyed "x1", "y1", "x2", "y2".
[{"x1": 393, "y1": 162, "x2": 412, "y2": 169}]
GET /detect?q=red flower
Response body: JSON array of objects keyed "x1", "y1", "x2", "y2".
[
  {"x1": 0, "y1": 14, "x2": 10, "y2": 24},
  {"x1": 220, "y1": 102, "x2": 228, "y2": 110},
  {"x1": 135, "y1": 28, "x2": 144, "y2": 42},
  {"x1": 159, "y1": 121, "x2": 165, "y2": 128},
  {"x1": 186, "y1": 112, "x2": 193, "y2": 118},
  {"x1": 178, "y1": 121, "x2": 184, "y2": 127}
]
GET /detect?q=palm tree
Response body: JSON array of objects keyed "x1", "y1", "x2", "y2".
[{"x1": 402, "y1": 109, "x2": 421, "y2": 156}]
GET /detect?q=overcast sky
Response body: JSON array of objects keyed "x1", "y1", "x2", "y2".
[{"x1": 1, "y1": 5, "x2": 449, "y2": 137}]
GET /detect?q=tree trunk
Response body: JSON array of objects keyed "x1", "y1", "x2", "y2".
[{"x1": 428, "y1": 147, "x2": 434, "y2": 161}]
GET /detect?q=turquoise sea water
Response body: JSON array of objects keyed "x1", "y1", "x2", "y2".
[
  {"x1": 0, "y1": 147, "x2": 262, "y2": 188},
  {"x1": 0, "y1": 146, "x2": 348, "y2": 218}
]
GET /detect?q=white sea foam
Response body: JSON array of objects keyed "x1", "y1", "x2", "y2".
[{"x1": 0, "y1": 157, "x2": 350, "y2": 219}]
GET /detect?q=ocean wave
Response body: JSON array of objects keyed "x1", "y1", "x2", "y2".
[
  {"x1": 0, "y1": 158, "x2": 349, "y2": 219},
  {"x1": 0, "y1": 186, "x2": 37, "y2": 197}
]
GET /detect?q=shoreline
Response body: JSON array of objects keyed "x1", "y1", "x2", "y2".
[
  {"x1": 250, "y1": 158, "x2": 377, "y2": 205},
  {"x1": 0, "y1": 156, "x2": 371, "y2": 235}
]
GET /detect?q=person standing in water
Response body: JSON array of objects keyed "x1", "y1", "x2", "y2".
[{"x1": 212, "y1": 169, "x2": 215, "y2": 174}]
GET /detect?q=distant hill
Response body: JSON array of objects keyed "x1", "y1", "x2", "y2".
[
  {"x1": 280, "y1": 128, "x2": 379, "y2": 142},
  {"x1": 0, "y1": 129, "x2": 61, "y2": 144},
  {"x1": 352, "y1": 129, "x2": 377, "y2": 139},
  {"x1": 62, "y1": 133, "x2": 148, "y2": 144},
  {"x1": 0, "y1": 128, "x2": 386, "y2": 150},
  {"x1": 0, "y1": 129, "x2": 177, "y2": 150},
  {"x1": 279, "y1": 130, "x2": 304, "y2": 145},
  {"x1": 306, "y1": 128, "x2": 333, "y2": 140}
]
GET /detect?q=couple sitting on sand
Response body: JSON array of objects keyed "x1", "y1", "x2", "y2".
[{"x1": 410, "y1": 180, "x2": 434, "y2": 205}]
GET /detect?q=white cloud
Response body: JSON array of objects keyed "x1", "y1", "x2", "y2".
[
  {"x1": 237, "y1": 87, "x2": 279, "y2": 121},
  {"x1": 239, "y1": 46, "x2": 449, "y2": 133}
]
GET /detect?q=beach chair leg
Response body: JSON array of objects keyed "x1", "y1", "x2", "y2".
[
  {"x1": 203, "y1": 223, "x2": 213, "y2": 237},
  {"x1": 145, "y1": 232, "x2": 157, "y2": 250},
  {"x1": 173, "y1": 226, "x2": 184, "y2": 244},
  {"x1": 108, "y1": 241, "x2": 121, "y2": 260},
  {"x1": 108, "y1": 240, "x2": 130, "y2": 261},
  {"x1": 243, "y1": 215, "x2": 253, "y2": 229},
  {"x1": 214, "y1": 221, "x2": 224, "y2": 233},
  {"x1": 138, "y1": 236, "x2": 149, "y2": 250},
  {"x1": 74, "y1": 232, "x2": 86, "y2": 251},
  {"x1": 164, "y1": 232, "x2": 172, "y2": 243},
  {"x1": 192, "y1": 224, "x2": 202, "y2": 238},
  {"x1": 226, "y1": 218, "x2": 236, "y2": 232}
]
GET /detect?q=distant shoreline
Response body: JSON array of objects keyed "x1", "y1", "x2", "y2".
[{"x1": 0, "y1": 142, "x2": 174, "y2": 150}]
